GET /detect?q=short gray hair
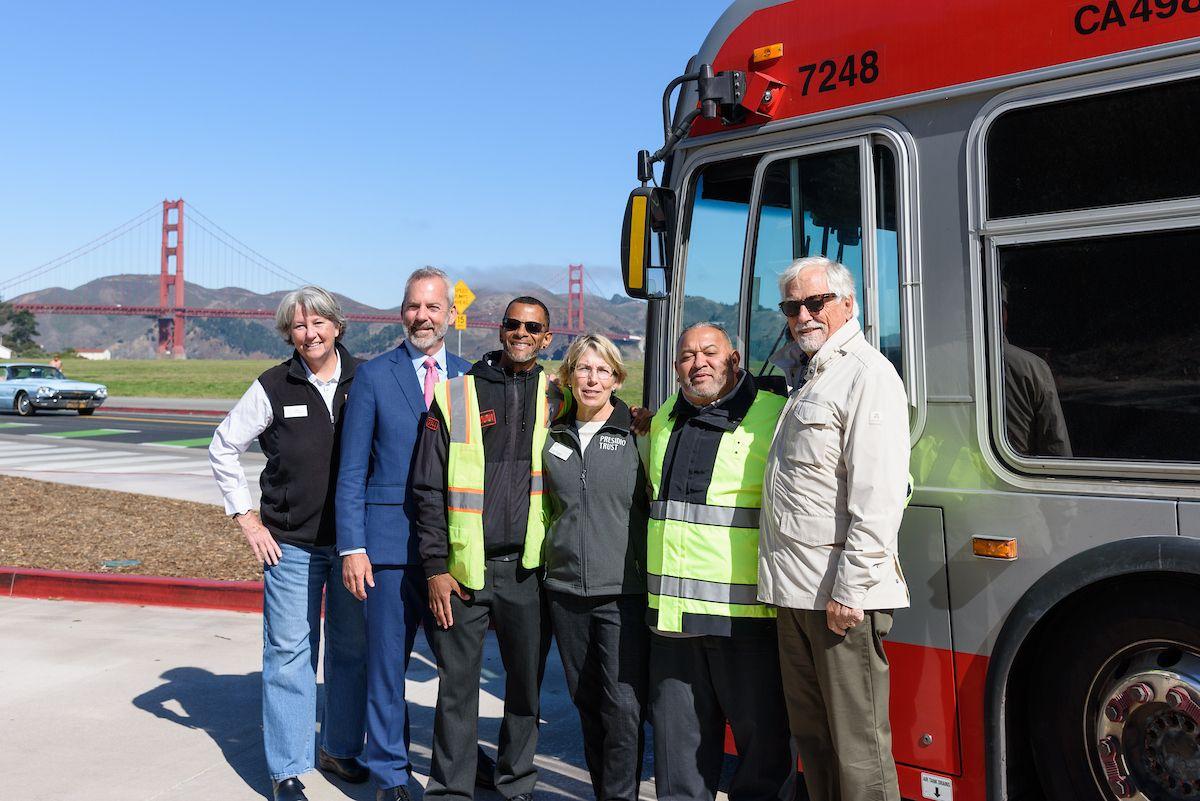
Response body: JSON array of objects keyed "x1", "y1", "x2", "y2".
[
  {"x1": 404, "y1": 266, "x2": 453, "y2": 308},
  {"x1": 275, "y1": 285, "x2": 347, "y2": 342},
  {"x1": 676, "y1": 321, "x2": 735, "y2": 352},
  {"x1": 777, "y1": 256, "x2": 861, "y2": 319}
]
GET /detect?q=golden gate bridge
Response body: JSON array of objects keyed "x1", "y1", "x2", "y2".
[{"x1": 0, "y1": 199, "x2": 619, "y2": 357}]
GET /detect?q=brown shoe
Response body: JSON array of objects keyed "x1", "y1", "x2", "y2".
[{"x1": 317, "y1": 748, "x2": 368, "y2": 783}]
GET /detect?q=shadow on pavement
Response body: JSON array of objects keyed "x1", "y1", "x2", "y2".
[{"x1": 132, "y1": 667, "x2": 272, "y2": 797}]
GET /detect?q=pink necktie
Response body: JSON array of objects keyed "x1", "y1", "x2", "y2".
[{"x1": 423, "y1": 357, "x2": 438, "y2": 409}]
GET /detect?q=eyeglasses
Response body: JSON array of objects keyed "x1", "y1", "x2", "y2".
[
  {"x1": 778, "y1": 293, "x2": 839, "y2": 317},
  {"x1": 501, "y1": 317, "x2": 546, "y2": 335},
  {"x1": 573, "y1": 364, "x2": 614, "y2": 381}
]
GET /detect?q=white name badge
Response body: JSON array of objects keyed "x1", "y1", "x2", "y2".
[
  {"x1": 283, "y1": 405, "x2": 309, "y2": 418},
  {"x1": 549, "y1": 442, "x2": 573, "y2": 461}
]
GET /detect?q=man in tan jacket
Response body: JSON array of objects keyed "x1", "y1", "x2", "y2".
[{"x1": 759, "y1": 256, "x2": 910, "y2": 801}]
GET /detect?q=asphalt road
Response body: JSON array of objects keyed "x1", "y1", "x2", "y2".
[{"x1": 0, "y1": 406, "x2": 252, "y2": 452}]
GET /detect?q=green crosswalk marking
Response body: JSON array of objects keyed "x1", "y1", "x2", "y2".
[
  {"x1": 152, "y1": 437, "x2": 213, "y2": 448},
  {"x1": 41, "y1": 428, "x2": 134, "y2": 439},
  {"x1": 0, "y1": 422, "x2": 38, "y2": 428}
]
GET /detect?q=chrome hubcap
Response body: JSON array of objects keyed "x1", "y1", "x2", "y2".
[{"x1": 1092, "y1": 646, "x2": 1200, "y2": 800}]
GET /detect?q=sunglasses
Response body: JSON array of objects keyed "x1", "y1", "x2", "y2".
[
  {"x1": 778, "y1": 293, "x2": 839, "y2": 317},
  {"x1": 501, "y1": 317, "x2": 547, "y2": 335}
]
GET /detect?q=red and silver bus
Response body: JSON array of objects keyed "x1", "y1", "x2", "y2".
[{"x1": 620, "y1": 2, "x2": 1200, "y2": 799}]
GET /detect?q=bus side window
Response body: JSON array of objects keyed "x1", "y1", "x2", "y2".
[{"x1": 984, "y1": 75, "x2": 1200, "y2": 467}]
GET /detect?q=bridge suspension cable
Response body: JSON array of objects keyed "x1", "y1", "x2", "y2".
[
  {"x1": 184, "y1": 203, "x2": 311, "y2": 288},
  {"x1": 0, "y1": 203, "x2": 161, "y2": 296}
]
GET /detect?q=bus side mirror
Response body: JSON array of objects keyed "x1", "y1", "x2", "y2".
[{"x1": 620, "y1": 186, "x2": 675, "y2": 300}]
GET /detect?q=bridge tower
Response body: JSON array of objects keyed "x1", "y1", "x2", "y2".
[
  {"x1": 157, "y1": 199, "x2": 186, "y2": 358},
  {"x1": 566, "y1": 263, "x2": 585, "y2": 333}
]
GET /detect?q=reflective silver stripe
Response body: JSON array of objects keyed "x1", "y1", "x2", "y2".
[
  {"x1": 448, "y1": 378, "x2": 470, "y2": 444},
  {"x1": 649, "y1": 499, "x2": 760, "y2": 529},
  {"x1": 646, "y1": 573, "x2": 761, "y2": 606},
  {"x1": 447, "y1": 490, "x2": 483, "y2": 512},
  {"x1": 530, "y1": 473, "x2": 544, "y2": 493}
]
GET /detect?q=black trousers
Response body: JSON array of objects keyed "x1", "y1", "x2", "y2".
[
  {"x1": 649, "y1": 631, "x2": 796, "y2": 801},
  {"x1": 426, "y1": 558, "x2": 550, "y2": 801},
  {"x1": 547, "y1": 591, "x2": 649, "y2": 801}
]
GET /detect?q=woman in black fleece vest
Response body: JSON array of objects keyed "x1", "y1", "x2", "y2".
[{"x1": 208, "y1": 286, "x2": 367, "y2": 801}]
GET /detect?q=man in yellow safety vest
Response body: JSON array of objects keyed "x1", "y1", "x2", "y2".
[
  {"x1": 412, "y1": 296, "x2": 561, "y2": 801},
  {"x1": 645, "y1": 322, "x2": 796, "y2": 801}
]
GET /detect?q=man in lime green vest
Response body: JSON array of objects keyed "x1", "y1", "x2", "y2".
[
  {"x1": 412, "y1": 296, "x2": 561, "y2": 801},
  {"x1": 646, "y1": 322, "x2": 796, "y2": 801}
]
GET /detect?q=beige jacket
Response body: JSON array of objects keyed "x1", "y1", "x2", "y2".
[{"x1": 759, "y1": 319, "x2": 910, "y2": 611}]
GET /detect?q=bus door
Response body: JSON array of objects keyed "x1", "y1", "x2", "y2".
[{"x1": 671, "y1": 131, "x2": 959, "y2": 774}]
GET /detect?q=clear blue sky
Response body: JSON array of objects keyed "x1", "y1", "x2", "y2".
[{"x1": 0, "y1": 1, "x2": 733, "y2": 306}]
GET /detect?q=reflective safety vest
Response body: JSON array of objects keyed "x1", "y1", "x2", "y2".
[
  {"x1": 430, "y1": 372, "x2": 550, "y2": 591},
  {"x1": 646, "y1": 389, "x2": 786, "y2": 633}
]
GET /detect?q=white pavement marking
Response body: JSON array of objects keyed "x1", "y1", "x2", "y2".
[
  {"x1": 0, "y1": 433, "x2": 234, "y2": 503},
  {"x1": 0, "y1": 449, "x2": 137, "y2": 465},
  {"x1": 82, "y1": 456, "x2": 200, "y2": 473},
  {"x1": 0, "y1": 445, "x2": 60, "y2": 457},
  {"x1": 0, "y1": 447, "x2": 97, "y2": 465}
]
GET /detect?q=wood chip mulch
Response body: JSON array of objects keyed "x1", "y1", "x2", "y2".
[{"x1": 0, "y1": 474, "x2": 262, "y2": 581}]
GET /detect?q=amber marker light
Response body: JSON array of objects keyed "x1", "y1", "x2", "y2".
[
  {"x1": 753, "y1": 43, "x2": 783, "y2": 63},
  {"x1": 972, "y1": 536, "x2": 1018, "y2": 561}
]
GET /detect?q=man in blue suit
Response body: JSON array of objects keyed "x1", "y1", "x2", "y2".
[{"x1": 337, "y1": 267, "x2": 476, "y2": 801}]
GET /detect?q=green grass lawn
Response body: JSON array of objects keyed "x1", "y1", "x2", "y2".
[
  {"x1": 60, "y1": 357, "x2": 647, "y2": 402},
  {"x1": 62, "y1": 359, "x2": 278, "y2": 399}
]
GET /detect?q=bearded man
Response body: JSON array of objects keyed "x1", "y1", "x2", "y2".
[
  {"x1": 336, "y1": 267, "x2": 483, "y2": 801},
  {"x1": 644, "y1": 322, "x2": 796, "y2": 801}
]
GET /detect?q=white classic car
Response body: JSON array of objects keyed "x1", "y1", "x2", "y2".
[{"x1": 0, "y1": 362, "x2": 109, "y2": 416}]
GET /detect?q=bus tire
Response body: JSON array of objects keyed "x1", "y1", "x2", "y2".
[{"x1": 1027, "y1": 580, "x2": 1200, "y2": 800}]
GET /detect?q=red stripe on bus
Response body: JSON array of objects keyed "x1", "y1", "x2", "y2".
[
  {"x1": 693, "y1": 0, "x2": 1200, "y2": 136},
  {"x1": 723, "y1": 641, "x2": 989, "y2": 801}
]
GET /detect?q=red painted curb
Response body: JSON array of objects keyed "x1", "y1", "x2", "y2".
[
  {"x1": 103, "y1": 405, "x2": 228, "y2": 417},
  {"x1": 0, "y1": 566, "x2": 262, "y2": 613}
]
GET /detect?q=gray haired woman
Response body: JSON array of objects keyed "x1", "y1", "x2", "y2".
[{"x1": 208, "y1": 285, "x2": 368, "y2": 801}]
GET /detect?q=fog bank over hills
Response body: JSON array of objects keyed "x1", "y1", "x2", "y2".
[{"x1": 12, "y1": 274, "x2": 645, "y2": 360}]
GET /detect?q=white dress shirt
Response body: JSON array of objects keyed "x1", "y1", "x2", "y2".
[
  {"x1": 208, "y1": 352, "x2": 342, "y2": 517},
  {"x1": 405, "y1": 339, "x2": 448, "y2": 391}
]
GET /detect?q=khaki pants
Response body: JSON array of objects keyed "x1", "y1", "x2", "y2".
[{"x1": 776, "y1": 608, "x2": 900, "y2": 801}]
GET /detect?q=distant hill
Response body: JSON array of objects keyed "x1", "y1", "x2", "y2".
[{"x1": 10, "y1": 275, "x2": 646, "y2": 360}]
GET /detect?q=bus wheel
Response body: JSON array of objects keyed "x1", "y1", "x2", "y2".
[{"x1": 1029, "y1": 583, "x2": 1200, "y2": 801}]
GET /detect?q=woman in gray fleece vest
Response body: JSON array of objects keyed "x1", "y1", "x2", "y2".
[{"x1": 542, "y1": 334, "x2": 650, "y2": 801}]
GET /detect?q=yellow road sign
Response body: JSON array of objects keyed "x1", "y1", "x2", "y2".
[
  {"x1": 453, "y1": 280, "x2": 475, "y2": 313},
  {"x1": 454, "y1": 312, "x2": 467, "y2": 330}
]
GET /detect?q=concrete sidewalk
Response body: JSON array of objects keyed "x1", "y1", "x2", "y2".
[{"x1": 0, "y1": 597, "x2": 665, "y2": 801}]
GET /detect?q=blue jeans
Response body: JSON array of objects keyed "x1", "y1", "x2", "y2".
[{"x1": 262, "y1": 541, "x2": 367, "y2": 781}]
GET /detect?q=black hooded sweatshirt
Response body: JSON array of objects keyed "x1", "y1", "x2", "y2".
[{"x1": 413, "y1": 351, "x2": 563, "y2": 578}]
